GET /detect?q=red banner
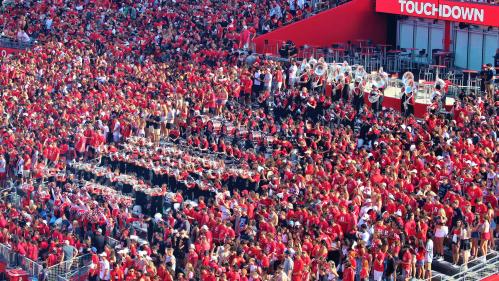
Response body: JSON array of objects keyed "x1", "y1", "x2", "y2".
[
  {"x1": 0, "y1": 47, "x2": 22, "y2": 57},
  {"x1": 376, "y1": 0, "x2": 499, "y2": 27}
]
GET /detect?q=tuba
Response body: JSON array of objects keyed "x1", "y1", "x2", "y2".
[
  {"x1": 431, "y1": 78, "x2": 446, "y2": 106},
  {"x1": 402, "y1": 71, "x2": 415, "y2": 87},
  {"x1": 327, "y1": 63, "x2": 340, "y2": 83},
  {"x1": 354, "y1": 65, "x2": 367, "y2": 82},
  {"x1": 335, "y1": 73, "x2": 345, "y2": 83},
  {"x1": 368, "y1": 73, "x2": 384, "y2": 104},
  {"x1": 314, "y1": 62, "x2": 327, "y2": 77},
  {"x1": 371, "y1": 72, "x2": 386, "y2": 89},
  {"x1": 308, "y1": 56, "x2": 318, "y2": 68},
  {"x1": 435, "y1": 78, "x2": 446, "y2": 91},
  {"x1": 340, "y1": 61, "x2": 352, "y2": 75},
  {"x1": 368, "y1": 89, "x2": 380, "y2": 104},
  {"x1": 300, "y1": 59, "x2": 309, "y2": 73}
]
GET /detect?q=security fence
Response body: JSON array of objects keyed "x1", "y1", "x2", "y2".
[
  {"x1": 0, "y1": 243, "x2": 44, "y2": 280},
  {"x1": 46, "y1": 254, "x2": 91, "y2": 281}
]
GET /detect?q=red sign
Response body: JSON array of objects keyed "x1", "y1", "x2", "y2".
[
  {"x1": 376, "y1": 0, "x2": 499, "y2": 27},
  {"x1": 0, "y1": 47, "x2": 22, "y2": 57}
]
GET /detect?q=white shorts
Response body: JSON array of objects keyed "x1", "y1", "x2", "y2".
[{"x1": 374, "y1": 270, "x2": 383, "y2": 281}]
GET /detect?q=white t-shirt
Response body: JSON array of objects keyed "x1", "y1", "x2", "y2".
[
  {"x1": 264, "y1": 73, "x2": 272, "y2": 88},
  {"x1": 0, "y1": 158, "x2": 5, "y2": 173},
  {"x1": 425, "y1": 239, "x2": 434, "y2": 263},
  {"x1": 253, "y1": 71, "x2": 261, "y2": 86},
  {"x1": 99, "y1": 259, "x2": 110, "y2": 280},
  {"x1": 289, "y1": 65, "x2": 297, "y2": 79},
  {"x1": 434, "y1": 225, "x2": 448, "y2": 238}
]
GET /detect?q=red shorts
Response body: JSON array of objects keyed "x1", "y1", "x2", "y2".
[
  {"x1": 0, "y1": 172, "x2": 5, "y2": 180},
  {"x1": 482, "y1": 232, "x2": 491, "y2": 240}
]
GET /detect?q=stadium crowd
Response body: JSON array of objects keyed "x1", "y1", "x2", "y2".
[{"x1": 0, "y1": 0, "x2": 498, "y2": 281}]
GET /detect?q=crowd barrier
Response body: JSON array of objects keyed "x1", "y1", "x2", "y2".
[
  {"x1": 0, "y1": 243, "x2": 44, "y2": 280},
  {"x1": 0, "y1": 36, "x2": 34, "y2": 50},
  {"x1": 46, "y1": 254, "x2": 91, "y2": 281},
  {"x1": 56, "y1": 266, "x2": 89, "y2": 281}
]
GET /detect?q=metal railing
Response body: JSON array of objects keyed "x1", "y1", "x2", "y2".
[
  {"x1": 0, "y1": 243, "x2": 44, "y2": 280},
  {"x1": 46, "y1": 254, "x2": 91, "y2": 281},
  {"x1": 106, "y1": 235, "x2": 121, "y2": 248},
  {"x1": 0, "y1": 36, "x2": 34, "y2": 50},
  {"x1": 432, "y1": 250, "x2": 499, "y2": 281},
  {"x1": 56, "y1": 265, "x2": 90, "y2": 281}
]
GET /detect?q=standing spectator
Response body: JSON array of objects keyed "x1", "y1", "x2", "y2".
[
  {"x1": 92, "y1": 228, "x2": 106, "y2": 254},
  {"x1": 99, "y1": 252, "x2": 110, "y2": 281}
]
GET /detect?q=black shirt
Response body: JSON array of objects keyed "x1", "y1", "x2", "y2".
[
  {"x1": 485, "y1": 69, "x2": 494, "y2": 83},
  {"x1": 92, "y1": 234, "x2": 106, "y2": 254}
]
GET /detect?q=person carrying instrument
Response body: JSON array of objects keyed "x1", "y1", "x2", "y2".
[
  {"x1": 299, "y1": 68, "x2": 311, "y2": 91},
  {"x1": 352, "y1": 79, "x2": 364, "y2": 111},
  {"x1": 341, "y1": 72, "x2": 351, "y2": 103},
  {"x1": 369, "y1": 85, "x2": 382, "y2": 114},
  {"x1": 403, "y1": 86, "x2": 415, "y2": 117},
  {"x1": 332, "y1": 76, "x2": 343, "y2": 103}
]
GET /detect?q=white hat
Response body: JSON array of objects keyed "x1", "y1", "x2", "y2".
[
  {"x1": 395, "y1": 210, "x2": 402, "y2": 217},
  {"x1": 388, "y1": 194, "x2": 395, "y2": 200},
  {"x1": 201, "y1": 225, "x2": 209, "y2": 231}
]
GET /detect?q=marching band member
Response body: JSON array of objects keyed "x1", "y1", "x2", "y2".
[
  {"x1": 311, "y1": 71, "x2": 324, "y2": 93},
  {"x1": 403, "y1": 85, "x2": 415, "y2": 117},
  {"x1": 341, "y1": 72, "x2": 351, "y2": 103},
  {"x1": 430, "y1": 83, "x2": 443, "y2": 113},
  {"x1": 369, "y1": 85, "x2": 383, "y2": 114},
  {"x1": 353, "y1": 79, "x2": 364, "y2": 111},
  {"x1": 332, "y1": 75, "x2": 343, "y2": 102},
  {"x1": 299, "y1": 68, "x2": 311, "y2": 90},
  {"x1": 288, "y1": 62, "x2": 298, "y2": 89}
]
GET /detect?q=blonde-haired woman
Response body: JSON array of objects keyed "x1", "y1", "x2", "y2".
[
  {"x1": 433, "y1": 208, "x2": 448, "y2": 261},
  {"x1": 184, "y1": 262, "x2": 195, "y2": 280}
]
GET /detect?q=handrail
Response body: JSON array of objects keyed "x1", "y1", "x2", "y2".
[
  {"x1": 0, "y1": 36, "x2": 34, "y2": 50},
  {"x1": 431, "y1": 250, "x2": 499, "y2": 281},
  {"x1": 46, "y1": 253, "x2": 91, "y2": 281},
  {"x1": 0, "y1": 243, "x2": 44, "y2": 279}
]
